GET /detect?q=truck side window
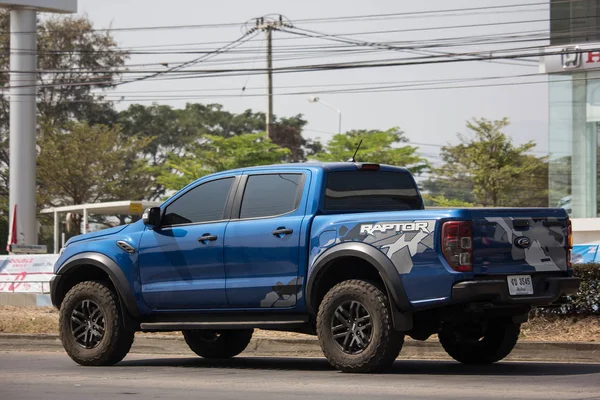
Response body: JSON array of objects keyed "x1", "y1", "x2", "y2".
[
  {"x1": 240, "y1": 173, "x2": 303, "y2": 219},
  {"x1": 163, "y1": 177, "x2": 234, "y2": 226}
]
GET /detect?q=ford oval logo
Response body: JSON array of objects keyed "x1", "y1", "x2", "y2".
[{"x1": 514, "y1": 237, "x2": 532, "y2": 249}]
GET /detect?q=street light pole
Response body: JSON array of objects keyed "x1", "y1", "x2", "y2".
[
  {"x1": 308, "y1": 96, "x2": 342, "y2": 134},
  {"x1": 1, "y1": 0, "x2": 77, "y2": 251},
  {"x1": 9, "y1": 9, "x2": 37, "y2": 246}
]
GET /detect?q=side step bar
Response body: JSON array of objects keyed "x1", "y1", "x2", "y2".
[{"x1": 140, "y1": 315, "x2": 309, "y2": 331}]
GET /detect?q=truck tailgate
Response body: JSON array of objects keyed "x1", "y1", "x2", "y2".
[{"x1": 470, "y1": 208, "x2": 569, "y2": 275}]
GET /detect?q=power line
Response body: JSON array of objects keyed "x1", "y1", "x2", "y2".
[
  {"x1": 77, "y1": 73, "x2": 539, "y2": 95},
  {"x1": 95, "y1": 28, "x2": 553, "y2": 51},
  {"x1": 281, "y1": 26, "x2": 537, "y2": 69},
  {"x1": 14, "y1": 76, "x2": 564, "y2": 101},
  {"x1": 113, "y1": 30, "x2": 260, "y2": 88},
  {"x1": 292, "y1": 0, "x2": 571, "y2": 24},
  {"x1": 6, "y1": 20, "x2": 598, "y2": 60},
  {"x1": 4, "y1": 44, "x2": 583, "y2": 79},
  {"x1": 1, "y1": 28, "x2": 554, "y2": 54},
  {"x1": 0, "y1": 1, "x2": 561, "y2": 34},
  {"x1": 0, "y1": 7, "x2": 585, "y2": 40}
]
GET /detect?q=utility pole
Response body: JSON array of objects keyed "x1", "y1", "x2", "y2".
[
  {"x1": 250, "y1": 16, "x2": 291, "y2": 139},
  {"x1": 265, "y1": 27, "x2": 273, "y2": 139}
]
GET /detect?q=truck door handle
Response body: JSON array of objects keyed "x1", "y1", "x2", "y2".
[
  {"x1": 272, "y1": 227, "x2": 293, "y2": 237},
  {"x1": 197, "y1": 234, "x2": 218, "y2": 242}
]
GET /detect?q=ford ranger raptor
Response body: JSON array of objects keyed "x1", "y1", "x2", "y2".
[{"x1": 50, "y1": 162, "x2": 580, "y2": 372}]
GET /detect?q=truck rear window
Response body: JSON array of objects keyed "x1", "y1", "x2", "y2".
[{"x1": 324, "y1": 171, "x2": 422, "y2": 211}]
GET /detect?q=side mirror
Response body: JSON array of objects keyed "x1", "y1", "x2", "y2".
[{"x1": 142, "y1": 207, "x2": 161, "y2": 228}]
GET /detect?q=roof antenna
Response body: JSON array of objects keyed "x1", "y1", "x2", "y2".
[{"x1": 347, "y1": 139, "x2": 363, "y2": 162}]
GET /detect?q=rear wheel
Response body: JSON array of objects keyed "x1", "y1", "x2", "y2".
[
  {"x1": 59, "y1": 281, "x2": 135, "y2": 366},
  {"x1": 438, "y1": 318, "x2": 520, "y2": 364},
  {"x1": 182, "y1": 329, "x2": 253, "y2": 359},
  {"x1": 317, "y1": 279, "x2": 405, "y2": 373}
]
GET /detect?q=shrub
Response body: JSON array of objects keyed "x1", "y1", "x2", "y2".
[{"x1": 533, "y1": 263, "x2": 600, "y2": 317}]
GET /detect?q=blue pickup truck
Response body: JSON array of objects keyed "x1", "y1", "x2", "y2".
[{"x1": 50, "y1": 162, "x2": 579, "y2": 372}]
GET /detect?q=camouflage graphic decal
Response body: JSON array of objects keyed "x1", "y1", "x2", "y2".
[
  {"x1": 381, "y1": 229, "x2": 431, "y2": 274},
  {"x1": 309, "y1": 230, "x2": 341, "y2": 270},
  {"x1": 334, "y1": 219, "x2": 437, "y2": 275},
  {"x1": 485, "y1": 217, "x2": 565, "y2": 271},
  {"x1": 260, "y1": 277, "x2": 303, "y2": 307}
]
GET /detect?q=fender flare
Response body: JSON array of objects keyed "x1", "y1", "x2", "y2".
[
  {"x1": 305, "y1": 242, "x2": 412, "y2": 316},
  {"x1": 54, "y1": 252, "x2": 140, "y2": 318}
]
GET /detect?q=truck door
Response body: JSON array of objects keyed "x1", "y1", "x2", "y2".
[
  {"x1": 224, "y1": 171, "x2": 310, "y2": 308},
  {"x1": 138, "y1": 176, "x2": 238, "y2": 310}
]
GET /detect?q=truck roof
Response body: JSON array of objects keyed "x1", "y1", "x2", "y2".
[{"x1": 238, "y1": 162, "x2": 411, "y2": 174}]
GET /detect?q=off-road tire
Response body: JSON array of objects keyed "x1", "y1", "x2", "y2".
[
  {"x1": 59, "y1": 281, "x2": 135, "y2": 366},
  {"x1": 182, "y1": 329, "x2": 254, "y2": 359},
  {"x1": 316, "y1": 279, "x2": 405, "y2": 373},
  {"x1": 438, "y1": 319, "x2": 521, "y2": 364}
]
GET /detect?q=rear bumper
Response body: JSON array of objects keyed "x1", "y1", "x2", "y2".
[{"x1": 451, "y1": 276, "x2": 580, "y2": 306}]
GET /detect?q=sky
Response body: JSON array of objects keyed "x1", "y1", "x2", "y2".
[{"x1": 61, "y1": 0, "x2": 551, "y2": 165}]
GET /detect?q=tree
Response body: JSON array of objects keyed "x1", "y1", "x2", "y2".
[
  {"x1": 312, "y1": 128, "x2": 429, "y2": 175},
  {"x1": 158, "y1": 133, "x2": 290, "y2": 191},
  {"x1": 177, "y1": 103, "x2": 266, "y2": 138},
  {"x1": 118, "y1": 104, "x2": 321, "y2": 165},
  {"x1": 422, "y1": 194, "x2": 475, "y2": 208},
  {"x1": 270, "y1": 115, "x2": 322, "y2": 162},
  {"x1": 0, "y1": 11, "x2": 128, "y2": 131},
  {"x1": 421, "y1": 176, "x2": 476, "y2": 205},
  {"x1": 430, "y1": 118, "x2": 548, "y2": 207},
  {"x1": 37, "y1": 122, "x2": 151, "y2": 233},
  {"x1": 0, "y1": 12, "x2": 128, "y2": 242},
  {"x1": 117, "y1": 104, "x2": 189, "y2": 165}
]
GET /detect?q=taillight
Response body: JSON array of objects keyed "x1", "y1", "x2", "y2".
[
  {"x1": 566, "y1": 219, "x2": 573, "y2": 268},
  {"x1": 441, "y1": 221, "x2": 473, "y2": 272}
]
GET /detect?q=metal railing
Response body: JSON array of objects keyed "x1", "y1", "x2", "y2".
[{"x1": 0, "y1": 279, "x2": 52, "y2": 294}]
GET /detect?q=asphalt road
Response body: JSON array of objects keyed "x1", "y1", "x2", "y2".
[{"x1": 1, "y1": 351, "x2": 599, "y2": 400}]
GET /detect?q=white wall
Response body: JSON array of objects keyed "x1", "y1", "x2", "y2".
[{"x1": 572, "y1": 218, "x2": 600, "y2": 244}]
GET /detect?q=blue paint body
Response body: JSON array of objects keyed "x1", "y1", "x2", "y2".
[{"x1": 54, "y1": 163, "x2": 570, "y2": 317}]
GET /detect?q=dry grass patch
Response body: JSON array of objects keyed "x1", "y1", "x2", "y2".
[
  {"x1": 1, "y1": 306, "x2": 598, "y2": 342},
  {"x1": 0, "y1": 306, "x2": 59, "y2": 334},
  {"x1": 521, "y1": 316, "x2": 600, "y2": 342}
]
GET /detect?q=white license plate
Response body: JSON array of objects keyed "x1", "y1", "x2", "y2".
[{"x1": 507, "y1": 275, "x2": 533, "y2": 296}]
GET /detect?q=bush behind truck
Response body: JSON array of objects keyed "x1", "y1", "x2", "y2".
[{"x1": 50, "y1": 162, "x2": 579, "y2": 373}]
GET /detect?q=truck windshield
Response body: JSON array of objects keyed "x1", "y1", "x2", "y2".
[{"x1": 324, "y1": 171, "x2": 422, "y2": 212}]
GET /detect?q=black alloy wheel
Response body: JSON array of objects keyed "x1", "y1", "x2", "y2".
[
  {"x1": 317, "y1": 279, "x2": 405, "y2": 373},
  {"x1": 71, "y1": 299, "x2": 106, "y2": 349},
  {"x1": 59, "y1": 281, "x2": 135, "y2": 366},
  {"x1": 331, "y1": 300, "x2": 373, "y2": 355}
]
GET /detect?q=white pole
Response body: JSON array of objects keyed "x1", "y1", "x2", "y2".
[
  {"x1": 53, "y1": 210, "x2": 58, "y2": 253},
  {"x1": 9, "y1": 9, "x2": 37, "y2": 245},
  {"x1": 82, "y1": 207, "x2": 88, "y2": 234}
]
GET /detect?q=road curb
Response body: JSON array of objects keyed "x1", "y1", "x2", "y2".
[{"x1": 1, "y1": 333, "x2": 599, "y2": 363}]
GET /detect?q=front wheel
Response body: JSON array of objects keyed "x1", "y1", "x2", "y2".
[
  {"x1": 182, "y1": 329, "x2": 253, "y2": 359},
  {"x1": 438, "y1": 318, "x2": 520, "y2": 364},
  {"x1": 59, "y1": 281, "x2": 135, "y2": 366},
  {"x1": 316, "y1": 279, "x2": 405, "y2": 373}
]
